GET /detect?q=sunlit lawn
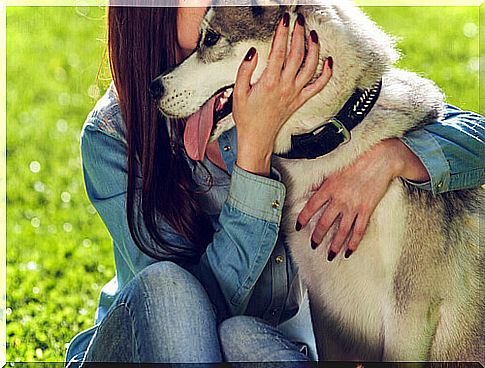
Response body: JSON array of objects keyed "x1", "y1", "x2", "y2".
[{"x1": 5, "y1": 5, "x2": 481, "y2": 362}]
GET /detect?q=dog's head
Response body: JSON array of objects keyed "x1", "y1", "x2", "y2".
[
  {"x1": 153, "y1": 5, "x2": 287, "y2": 117},
  {"x1": 152, "y1": 1, "x2": 399, "y2": 154}
]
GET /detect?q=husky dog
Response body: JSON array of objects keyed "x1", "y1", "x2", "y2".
[{"x1": 152, "y1": 1, "x2": 483, "y2": 362}]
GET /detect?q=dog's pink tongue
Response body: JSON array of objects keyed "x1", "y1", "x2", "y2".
[{"x1": 183, "y1": 97, "x2": 216, "y2": 161}]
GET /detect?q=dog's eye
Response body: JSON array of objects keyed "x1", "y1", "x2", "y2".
[{"x1": 203, "y1": 30, "x2": 220, "y2": 47}]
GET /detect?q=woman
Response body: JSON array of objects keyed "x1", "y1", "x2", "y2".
[{"x1": 65, "y1": 4, "x2": 484, "y2": 366}]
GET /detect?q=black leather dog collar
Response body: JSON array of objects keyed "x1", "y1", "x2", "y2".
[{"x1": 276, "y1": 79, "x2": 383, "y2": 160}]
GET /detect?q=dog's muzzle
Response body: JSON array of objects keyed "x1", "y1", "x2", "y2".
[{"x1": 149, "y1": 79, "x2": 164, "y2": 100}]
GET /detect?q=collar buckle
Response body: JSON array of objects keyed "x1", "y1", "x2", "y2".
[{"x1": 328, "y1": 118, "x2": 351, "y2": 145}]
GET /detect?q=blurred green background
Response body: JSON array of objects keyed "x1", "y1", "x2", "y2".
[{"x1": 5, "y1": 5, "x2": 482, "y2": 362}]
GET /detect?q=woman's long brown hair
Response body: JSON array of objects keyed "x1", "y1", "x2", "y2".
[{"x1": 107, "y1": 7, "x2": 213, "y2": 264}]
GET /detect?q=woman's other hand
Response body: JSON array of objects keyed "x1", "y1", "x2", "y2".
[
  {"x1": 233, "y1": 13, "x2": 333, "y2": 177},
  {"x1": 296, "y1": 138, "x2": 430, "y2": 261}
]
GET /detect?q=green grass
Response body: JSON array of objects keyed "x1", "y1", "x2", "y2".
[
  {"x1": 6, "y1": 6, "x2": 112, "y2": 362},
  {"x1": 5, "y1": 6, "x2": 481, "y2": 363}
]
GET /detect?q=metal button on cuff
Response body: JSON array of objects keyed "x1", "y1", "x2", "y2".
[
  {"x1": 275, "y1": 255, "x2": 284, "y2": 264},
  {"x1": 223, "y1": 145, "x2": 232, "y2": 152},
  {"x1": 272, "y1": 200, "x2": 280, "y2": 209},
  {"x1": 437, "y1": 181, "x2": 443, "y2": 189}
]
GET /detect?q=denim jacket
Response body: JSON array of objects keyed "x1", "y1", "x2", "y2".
[{"x1": 65, "y1": 82, "x2": 485, "y2": 364}]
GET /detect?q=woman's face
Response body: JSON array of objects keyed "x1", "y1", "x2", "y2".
[{"x1": 176, "y1": 4, "x2": 210, "y2": 61}]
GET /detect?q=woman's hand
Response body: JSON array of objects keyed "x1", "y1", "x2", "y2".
[
  {"x1": 233, "y1": 13, "x2": 333, "y2": 177},
  {"x1": 296, "y1": 138, "x2": 430, "y2": 261}
]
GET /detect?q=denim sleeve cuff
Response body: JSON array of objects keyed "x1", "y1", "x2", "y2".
[
  {"x1": 269, "y1": 164, "x2": 283, "y2": 181},
  {"x1": 227, "y1": 164, "x2": 286, "y2": 224},
  {"x1": 399, "y1": 129, "x2": 451, "y2": 196},
  {"x1": 401, "y1": 178, "x2": 433, "y2": 191}
]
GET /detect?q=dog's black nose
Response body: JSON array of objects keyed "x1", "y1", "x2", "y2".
[{"x1": 149, "y1": 79, "x2": 164, "y2": 100}]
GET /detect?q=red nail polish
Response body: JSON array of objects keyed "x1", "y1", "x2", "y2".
[
  {"x1": 245, "y1": 47, "x2": 256, "y2": 61},
  {"x1": 296, "y1": 222, "x2": 302, "y2": 231},
  {"x1": 310, "y1": 30, "x2": 318, "y2": 44},
  {"x1": 327, "y1": 251, "x2": 337, "y2": 262},
  {"x1": 297, "y1": 13, "x2": 305, "y2": 27},
  {"x1": 344, "y1": 249, "x2": 353, "y2": 258},
  {"x1": 283, "y1": 13, "x2": 290, "y2": 27},
  {"x1": 327, "y1": 56, "x2": 333, "y2": 69}
]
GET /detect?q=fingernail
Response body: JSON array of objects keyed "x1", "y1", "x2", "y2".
[
  {"x1": 311, "y1": 240, "x2": 319, "y2": 249},
  {"x1": 297, "y1": 13, "x2": 305, "y2": 27},
  {"x1": 327, "y1": 56, "x2": 333, "y2": 69},
  {"x1": 310, "y1": 30, "x2": 318, "y2": 44},
  {"x1": 327, "y1": 251, "x2": 337, "y2": 262},
  {"x1": 245, "y1": 47, "x2": 256, "y2": 61},
  {"x1": 344, "y1": 249, "x2": 353, "y2": 259},
  {"x1": 283, "y1": 13, "x2": 290, "y2": 27},
  {"x1": 296, "y1": 222, "x2": 302, "y2": 231}
]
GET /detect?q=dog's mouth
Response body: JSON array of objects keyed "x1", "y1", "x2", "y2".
[
  {"x1": 183, "y1": 85, "x2": 234, "y2": 161},
  {"x1": 212, "y1": 85, "x2": 234, "y2": 131}
]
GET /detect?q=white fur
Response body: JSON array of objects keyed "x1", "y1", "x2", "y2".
[{"x1": 155, "y1": 1, "x2": 483, "y2": 362}]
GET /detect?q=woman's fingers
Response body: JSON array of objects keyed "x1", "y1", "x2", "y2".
[
  {"x1": 310, "y1": 203, "x2": 340, "y2": 249},
  {"x1": 245, "y1": 12, "x2": 331, "y2": 111},
  {"x1": 296, "y1": 187, "x2": 331, "y2": 230},
  {"x1": 345, "y1": 214, "x2": 370, "y2": 257},
  {"x1": 299, "y1": 57, "x2": 333, "y2": 102},
  {"x1": 234, "y1": 47, "x2": 258, "y2": 99},
  {"x1": 294, "y1": 31, "x2": 321, "y2": 88},
  {"x1": 328, "y1": 213, "x2": 357, "y2": 258},
  {"x1": 281, "y1": 14, "x2": 306, "y2": 80},
  {"x1": 266, "y1": 12, "x2": 290, "y2": 79},
  {"x1": 294, "y1": 142, "x2": 401, "y2": 262}
]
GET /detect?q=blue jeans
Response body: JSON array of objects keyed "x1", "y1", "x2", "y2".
[{"x1": 80, "y1": 261, "x2": 313, "y2": 365}]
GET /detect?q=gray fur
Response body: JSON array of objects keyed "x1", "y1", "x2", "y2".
[{"x1": 198, "y1": 6, "x2": 285, "y2": 64}]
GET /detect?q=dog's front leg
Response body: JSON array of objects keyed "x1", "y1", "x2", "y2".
[
  {"x1": 381, "y1": 300, "x2": 440, "y2": 362},
  {"x1": 308, "y1": 292, "x2": 381, "y2": 361}
]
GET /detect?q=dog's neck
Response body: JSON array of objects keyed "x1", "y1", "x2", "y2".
[{"x1": 276, "y1": 79, "x2": 383, "y2": 160}]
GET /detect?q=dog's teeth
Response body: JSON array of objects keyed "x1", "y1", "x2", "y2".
[{"x1": 223, "y1": 88, "x2": 233, "y2": 98}]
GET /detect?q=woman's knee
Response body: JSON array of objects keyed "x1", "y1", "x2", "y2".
[
  {"x1": 130, "y1": 261, "x2": 199, "y2": 296},
  {"x1": 219, "y1": 315, "x2": 311, "y2": 363},
  {"x1": 219, "y1": 315, "x2": 263, "y2": 341},
  {"x1": 218, "y1": 315, "x2": 265, "y2": 357},
  {"x1": 84, "y1": 262, "x2": 222, "y2": 363},
  {"x1": 122, "y1": 261, "x2": 215, "y2": 315}
]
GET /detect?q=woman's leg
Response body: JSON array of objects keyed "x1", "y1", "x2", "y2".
[
  {"x1": 218, "y1": 315, "x2": 312, "y2": 365},
  {"x1": 82, "y1": 261, "x2": 223, "y2": 364},
  {"x1": 277, "y1": 291, "x2": 319, "y2": 361}
]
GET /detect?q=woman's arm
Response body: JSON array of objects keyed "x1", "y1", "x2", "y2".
[
  {"x1": 400, "y1": 104, "x2": 484, "y2": 194},
  {"x1": 297, "y1": 105, "x2": 485, "y2": 260},
  {"x1": 81, "y1": 13, "x2": 329, "y2": 320},
  {"x1": 81, "y1": 121, "x2": 286, "y2": 318}
]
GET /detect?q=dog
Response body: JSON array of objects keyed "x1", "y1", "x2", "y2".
[{"x1": 151, "y1": 1, "x2": 483, "y2": 362}]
